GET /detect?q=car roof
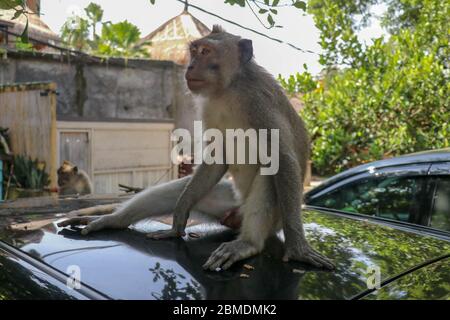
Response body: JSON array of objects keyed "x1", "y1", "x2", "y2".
[
  {"x1": 306, "y1": 148, "x2": 450, "y2": 197},
  {"x1": 1, "y1": 208, "x2": 449, "y2": 300}
]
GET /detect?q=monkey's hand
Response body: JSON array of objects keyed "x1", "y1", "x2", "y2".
[
  {"x1": 283, "y1": 243, "x2": 335, "y2": 270},
  {"x1": 146, "y1": 228, "x2": 185, "y2": 240}
]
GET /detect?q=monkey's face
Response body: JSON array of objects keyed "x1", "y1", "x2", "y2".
[
  {"x1": 57, "y1": 162, "x2": 78, "y2": 187},
  {"x1": 186, "y1": 27, "x2": 253, "y2": 95}
]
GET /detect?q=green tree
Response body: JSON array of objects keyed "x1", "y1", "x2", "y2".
[
  {"x1": 96, "y1": 20, "x2": 149, "y2": 58},
  {"x1": 84, "y1": 2, "x2": 103, "y2": 48},
  {"x1": 60, "y1": 14, "x2": 90, "y2": 51},
  {"x1": 59, "y1": 3, "x2": 147, "y2": 58},
  {"x1": 280, "y1": 0, "x2": 449, "y2": 175}
]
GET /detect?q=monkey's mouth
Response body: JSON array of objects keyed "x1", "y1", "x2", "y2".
[{"x1": 186, "y1": 79, "x2": 206, "y2": 88}]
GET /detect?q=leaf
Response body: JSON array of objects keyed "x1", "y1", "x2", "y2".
[
  {"x1": 0, "y1": 0, "x2": 23, "y2": 10},
  {"x1": 19, "y1": 18, "x2": 28, "y2": 43},
  {"x1": 272, "y1": 0, "x2": 280, "y2": 7},
  {"x1": 11, "y1": 9, "x2": 23, "y2": 20},
  {"x1": 293, "y1": 1, "x2": 306, "y2": 11},
  {"x1": 267, "y1": 14, "x2": 275, "y2": 27},
  {"x1": 148, "y1": 0, "x2": 156, "y2": 4},
  {"x1": 270, "y1": 9, "x2": 278, "y2": 14},
  {"x1": 259, "y1": 9, "x2": 268, "y2": 14},
  {"x1": 226, "y1": 0, "x2": 245, "y2": 7}
]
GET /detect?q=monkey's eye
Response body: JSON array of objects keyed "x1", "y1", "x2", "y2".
[
  {"x1": 200, "y1": 47, "x2": 210, "y2": 55},
  {"x1": 208, "y1": 63, "x2": 220, "y2": 71}
]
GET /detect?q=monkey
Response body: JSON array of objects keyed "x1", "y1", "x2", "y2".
[
  {"x1": 57, "y1": 160, "x2": 93, "y2": 196},
  {"x1": 58, "y1": 25, "x2": 334, "y2": 270}
]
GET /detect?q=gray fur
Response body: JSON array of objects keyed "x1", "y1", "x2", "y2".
[{"x1": 57, "y1": 27, "x2": 334, "y2": 270}]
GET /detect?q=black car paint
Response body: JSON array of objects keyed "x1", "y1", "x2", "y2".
[
  {"x1": 362, "y1": 257, "x2": 450, "y2": 299},
  {"x1": 0, "y1": 241, "x2": 109, "y2": 300},
  {"x1": 1, "y1": 208, "x2": 449, "y2": 300}
]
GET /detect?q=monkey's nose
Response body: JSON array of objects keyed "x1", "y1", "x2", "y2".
[{"x1": 187, "y1": 65, "x2": 194, "y2": 70}]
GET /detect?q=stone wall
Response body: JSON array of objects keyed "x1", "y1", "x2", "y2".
[{"x1": 0, "y1": 51, "x2": 199, "y2": 132}]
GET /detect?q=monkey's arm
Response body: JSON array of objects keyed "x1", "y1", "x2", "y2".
[
  {"x1": 147, "y1": 163, "x2": 228, "y2": 239},
  {"x1": 275, "y1": 148, "x2": 335, "y2": 270}
]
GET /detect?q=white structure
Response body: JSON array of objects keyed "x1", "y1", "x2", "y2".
[{"x1": 57, "y1": 119, "x2": 176, "y2": 194}]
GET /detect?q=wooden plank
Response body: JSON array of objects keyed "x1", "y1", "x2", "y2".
[
  {"x1": 93, "y1": 148, "x2": 171, "y2": 170},
  {"x1": 59, "y1": 131, "x2": 91, "y2": 174},
  {"x1": 93, "y1": 130, "x2": 170, "y2": 150},
  {"x1": 48, "y1": 83, "x2": 57, "y2": 189},
  {"x1": 57, "y1": 120, "x2": 174, "y2": 131},
  {"x1": 0, "y1": 82, "x2": 57, "y2": 188}
]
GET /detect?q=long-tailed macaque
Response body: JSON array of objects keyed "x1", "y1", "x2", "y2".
[
  {"x1": 58, "y1": 26, "x2": 334, "y2": 270},
  {"x1": 57, "y1": 160, "x2": 93, "y2": 195}
]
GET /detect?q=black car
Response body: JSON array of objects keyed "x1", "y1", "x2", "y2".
[
  {"x1": 0, "y1": 206, "x2": 449, "y2": 299},
  {"x1": 305, "y1": 148, "x2": 450, "y2": 233}
]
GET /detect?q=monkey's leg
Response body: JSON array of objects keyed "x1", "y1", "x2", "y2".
[
  {"x1": 58, "y1": 175, "x2": 238, "y2": 235},
  {"x1": 146, "y1": 163, "x2": 229, "y2": 239},
  {"x1": 275, "y1": 148, "x2": 335, "y2": 270},
  {"x1": 203, "y1": 174, "x2": 276, "y2": 271},
  {"x1": 66, "y1": 203, "x2": 120, "y2": 217}
]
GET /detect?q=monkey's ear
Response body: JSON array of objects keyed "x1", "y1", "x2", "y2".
[
  {"x1": 238, "y1": 39, "x2": 253, "y2": 64},
  {"x1": 211, "y1": 25, "x2": 225, "y2": 34},
  {"x1": 73, "y1": 166, "x2": 78, "y2": 173}
]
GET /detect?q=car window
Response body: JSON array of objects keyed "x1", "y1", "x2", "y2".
[
  {"x1": 430, "y1": 177, "x2": 450, "y2": 232},
  {"x1": 309, "y1": 175, "x2": 428, "y2": 223}
]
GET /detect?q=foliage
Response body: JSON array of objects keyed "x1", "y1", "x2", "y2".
[
  {"x1": 0, "y1": 0, "x2": 29, "y2": 42},
  {"x1": 60, "y1": 14, "x2": 90, "y2": 51},
  {"x1": 9, "y1": 155, "x2": 50, "y2": 190},
  {"x1": 14, "y1": 37, "x2": 33, "y2": 51},
  {"x1": 148, "y1": 0, "x2": 307, "y2": 29},
  {"x1": 60, "y1": 2, "x2": 147, "y2": 58},
  {"x1": 84, "y1": 2, "x2": 103, "y2": 50},
  {"x1": 96, "y1": 20, "x2": 149, "y2": 58},
  {"x1": 278, "y1": 64, "x2": 317, "y2": 94},
  {"x1": 280, "y1": 0, "x2": 450, "y2": 175}
]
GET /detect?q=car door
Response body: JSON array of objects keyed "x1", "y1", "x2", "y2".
[
  {"x1": 428, "y1": 162, "x2": 450, "y2": 232},
  {"x1": 307, "y1": 164, "x2": 434, "y2": 225}
]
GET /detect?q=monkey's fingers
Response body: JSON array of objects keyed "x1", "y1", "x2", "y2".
[
  {"x1": 146, "y1": 228, "x2": 185, "y2": 240},
  {"x1": 80, "y1": 218, "x2": 108, "y2": 235},
  {"x1": 283, "y1": 247, "x2": 335, "y2": 270},
  {"x1": 203, "y1": 240, "x2": 258, "y2": 271},
  {"x1": 57, "y1": 216, "x2": 99, "y2": 228}
]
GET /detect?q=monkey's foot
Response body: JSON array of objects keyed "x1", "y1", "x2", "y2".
[
  {"x1": 146, "y1": 228, "x2": 185, "y2": 240},
  {"x1": 203, "y1": 240, "x2": 259, "y2": 271},
  {"x1": 283, "y1": 244, "x2": 335, "y2": 270},
  {"x1": 57, "y1": 215, "x2": 125, "y2": 235}
]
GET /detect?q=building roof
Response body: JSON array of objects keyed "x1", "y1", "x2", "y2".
[
  {"x1": 139, "y1": 10, "x2": 210, "y2": 65},
  {"x1": 0, "y1": 6, "x2": 60, "y2": 46}
]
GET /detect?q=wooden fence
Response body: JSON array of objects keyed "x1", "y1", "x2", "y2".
[{"x1": 0, "y1": 82, "x2": 57, "y2": 188}]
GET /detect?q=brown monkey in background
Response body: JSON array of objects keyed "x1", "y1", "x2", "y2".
[
  {"x1": 58, "y1": 26, "x2": 334, "y2": 270},
  {"x1": 57, "y1": 160, "x2": 93, "y2": 195}
]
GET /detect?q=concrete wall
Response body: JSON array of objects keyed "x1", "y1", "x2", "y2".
[{"x1": 0, "y1": 51, "x2": 200, "y2": 133}]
